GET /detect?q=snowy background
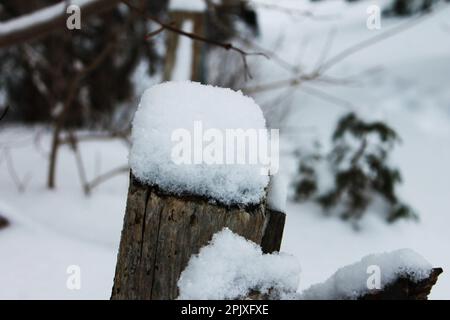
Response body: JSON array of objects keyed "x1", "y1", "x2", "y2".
[{"x1": 0, "y1": 0, "x2": 449, "y2": 299}]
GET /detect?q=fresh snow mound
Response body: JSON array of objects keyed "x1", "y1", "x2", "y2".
[
  {"x1": 130, "y1": 81, "x2": 270, "y2": 205},
  {"x1": 178, "y1": 228, "x2": 300, "y2": 300},
  {"x1": 300, "y1": 248, "x2": 433, "y2": 300}
]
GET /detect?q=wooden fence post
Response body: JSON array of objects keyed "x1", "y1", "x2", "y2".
[{"x1": 111, "y1": 175, "x2": 276, "y2": 300}]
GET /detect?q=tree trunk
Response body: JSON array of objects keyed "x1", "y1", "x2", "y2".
[{"x1": 111, "y1": 175, "x2": 271, "y2": 300}]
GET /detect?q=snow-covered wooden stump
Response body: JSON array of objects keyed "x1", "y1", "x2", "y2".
[
  {"x1": 111, "y1": 82, "x2": 281, "y2": 300},
  {"x1": 111, "y1": 176, "x2": 269, "y2": 299}
]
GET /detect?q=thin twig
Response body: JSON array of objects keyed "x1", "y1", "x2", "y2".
[
  {"x1": 208, "y1": 10, "x2": 301, "y2": 76},
  {"x1": 318, "y1": 13, "x2": 433, "y2": 73},
  {"x1": 3, "y1": 148, "x2": 31, "y2": 193},
  {"x1": 67, "y1": 131, "x2": 91, "y2": 195},
  {"x1": 87, "y1": 165, "x2": 129, "y2": 191},
  {"x1": 47, "y1": 42, "x2": 115, "y2": 189},
  {"x1": 0, "y1": 105, "x2": 8, "y2": 122},
  {"x1": 243, "y1": 73, "x2": 321, "y2": 94},
  {"x1": 238, "y1": 36, "x2": 300, "y2": 74},
  {"x1": 58, "y1": 129, "x2": 130, "y2": 145},
  {"x1": 313, "y1": 28, "x2": 337, "y2": 72},
  {"x1": 242, "y1": 12, "x2": 437, "y2": 94},
  {"x1": 145, "y1": 26, "x2": 166, "y2": 39},
  {"x1": 298, "y1": 85, "x2": 355, "y2": 110}
]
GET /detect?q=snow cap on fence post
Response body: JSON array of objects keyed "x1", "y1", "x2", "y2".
[{"x1": 129, "y1": 81, "x2": 277, "y2": 206}]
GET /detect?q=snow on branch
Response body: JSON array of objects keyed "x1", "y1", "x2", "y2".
[
  {"x1": 0, "y1": 0, "x2": 120, "y2": 48},
  {"x1": 0, "y1": 105, "x2": 8, "y2": 122},
  {"x1": 300, "y1": 249, "x2": 435, "y2": 300},
  {"x1": 178, "y1": 231, "x2": 441, "y2": 300}
]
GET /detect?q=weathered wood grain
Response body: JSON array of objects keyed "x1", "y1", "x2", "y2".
[
  {"x1": 111, "y1": 175, "x2": 270, "y2": 300},
  {"x1": 261, "y1": 209, "x2": 286, "y2": 254}
]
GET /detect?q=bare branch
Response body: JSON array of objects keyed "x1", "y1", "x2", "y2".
[
  {"x1": 67, "y1": 131, "x2": 90, "y2": 195},
  {"x1": 145, "y1": 26, "x2": 166, "y2": 39},
  {"x1": 243, "y1": 12, "x2": 439, "y2": 94},
  {"x1": 3, "y1": 148, "x2": 31, "y2": 193},
  {"x1": 47, "y1": 41, "x2": 115, "y2": 189},
  {"x1": 58, "y1": 129, "x2": 131, "y2": 146},
  {"x1": 312, "y1": 28, "x2": 337, "y2": 72},
  {"x1": 87, "y1": 165, "x2": 129, "y2": 191},
  {"x1": 318, "y1": 13, "x2": 434, "y2": 73},
  {"x1": 121, "y1": 0, "x2": 268, "y2": 79},
  {"x1": 237, "y1": 36, "x2": 300, "y2": 74},
  {"x1": 243, "y1": 73, "x2": 321, "y2": 94},
  {"x1": 298, "y1": 85, "x2": 355, "y2": 110},
  {"x1": 0, "y1": 105, "x2": 9, "y2": 123}
]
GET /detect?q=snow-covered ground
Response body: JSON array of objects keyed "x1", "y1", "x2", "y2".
[
  {"x1": 0, "y1": 0, "x2": 449, "y2": 299},
  {"x1": 0, "y1": 128, "x2": 128, "y2": 299},
  {"x1": 250, "y1": 0, "x2": 450, "y2": 299}
]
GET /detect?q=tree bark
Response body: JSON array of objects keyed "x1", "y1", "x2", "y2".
[
  {"x1": 111, "y1": 174, "x2": 271, "y2": 300},
  {"x1": 359, "y1": 267, "x2": 443, "y2": 300}
]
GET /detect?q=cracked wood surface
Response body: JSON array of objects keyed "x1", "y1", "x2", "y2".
[{"x1": 111, "y1": 175, "x2": 271, "y2": 300}]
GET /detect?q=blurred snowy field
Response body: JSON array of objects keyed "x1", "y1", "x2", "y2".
[{"x1": 0, "y1": 0, "x2": 449, "y2": 299}]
